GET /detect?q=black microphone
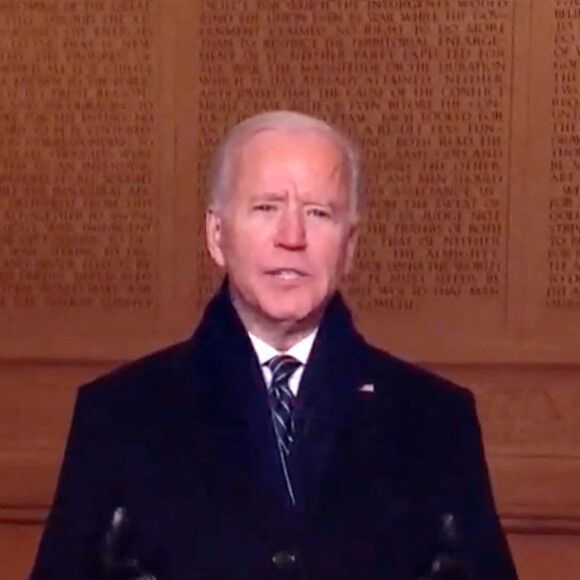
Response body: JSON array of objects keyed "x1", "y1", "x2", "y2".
[
  {"x1": 419, "y1": 514, "x2": 472, "y2": 580},
  {"x1": 101, "y1": 507, "x2": 158, "y2": 580}
]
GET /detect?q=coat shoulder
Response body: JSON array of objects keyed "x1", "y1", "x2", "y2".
[
  {"x1": 362, "y1": 341, "x2": 475, "y2": 416},
  {"x1": 78, "y1": 338, "x2": 195, "y2": 408}
]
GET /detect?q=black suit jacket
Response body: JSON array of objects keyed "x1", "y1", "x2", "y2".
[{"x1": 31, "y1": 284, "x2": 517, "y2": 580}]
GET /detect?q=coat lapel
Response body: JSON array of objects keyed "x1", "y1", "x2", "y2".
[
  {"x1": 188, "y1": 283, "x2": 292, "y2": 517},
  {"x1": 289, "y1": 295, "x2": 367, "y2": 512}
]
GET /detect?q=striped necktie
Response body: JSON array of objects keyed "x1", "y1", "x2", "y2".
[{"x1": 267, "y1": 355, "x2": 301, "y2": 456}]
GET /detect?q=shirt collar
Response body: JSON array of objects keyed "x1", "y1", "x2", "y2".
[{"x1": 248, "y1": 328, "x2": 318, "y2": 366}]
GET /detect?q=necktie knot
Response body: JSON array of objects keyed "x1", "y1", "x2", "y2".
[
  {"x1": 267, "y1": 354, "x2": 301, "y2": 386},
  {"x1": 266, "y1": 355, "x2": 301, "y2": 455}
]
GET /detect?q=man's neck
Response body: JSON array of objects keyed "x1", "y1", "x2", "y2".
[{"x1": 229, "y1": 292, "x2": 323, "y2": 351}]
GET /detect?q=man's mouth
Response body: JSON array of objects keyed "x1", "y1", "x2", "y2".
[{"x1": 267, "y1": 268, "x2": 307, "y2": 280}]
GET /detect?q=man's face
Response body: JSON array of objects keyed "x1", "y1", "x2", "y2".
[{"x1": 206, "y1": 128, "x2": 358, "y2": 337}]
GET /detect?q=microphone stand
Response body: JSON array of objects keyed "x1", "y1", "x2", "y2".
[{"x1": 100, "y1": 508, "x2": 470, "y2": 580}]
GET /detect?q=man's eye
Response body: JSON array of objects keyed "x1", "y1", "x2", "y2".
[
  {"x1": 254, "y1": 203, "x2": 277, "y2": 212},
  {"x1": 307, "y1": 207, "x2": 332, "y2": 219}
]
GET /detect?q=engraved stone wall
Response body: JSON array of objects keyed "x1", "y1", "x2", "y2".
[
  {"x1": 544, "y1": 3, "x2": 580, "y2": 310},
  {"x1": 195, "y1": 0, "x2": 518, "y2": 358},
  {"x1": 1, "y1": 0, "x2": 580, "y2": 362},
  {"x1": 0, "y1": 0, "x2": 158, "y2": 312}
]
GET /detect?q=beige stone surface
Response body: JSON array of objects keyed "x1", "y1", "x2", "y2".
[{"x1": 0, "y1": 523, "x2": 41, "y2": 580}]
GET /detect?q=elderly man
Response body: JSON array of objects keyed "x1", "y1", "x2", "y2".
[{"x1": 31, "y1": 111, "x2": 517, "y2": 580}]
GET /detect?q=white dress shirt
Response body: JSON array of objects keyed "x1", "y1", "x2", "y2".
[{"x1": 248, "y1": 329, "x2": 318, "y2": 396}]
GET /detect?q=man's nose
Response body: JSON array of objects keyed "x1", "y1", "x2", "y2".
[{"x1": 274, "y1": 208, "x2": 306, "y2": 249}]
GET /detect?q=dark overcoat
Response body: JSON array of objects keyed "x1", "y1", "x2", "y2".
[{"x1": 30, "y1": 284, "x2": 517, "y2": 580}]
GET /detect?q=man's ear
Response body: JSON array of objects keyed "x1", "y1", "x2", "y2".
[
  {"x1": 206, "y1": 209, "x2": 226, "y2": 267},
  {"x1": 343, "y1": 222, "x2": 359, "y2": 275}
]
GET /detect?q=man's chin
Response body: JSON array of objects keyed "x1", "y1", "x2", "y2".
[{"x1": 261, "y1": 302, "x2": 324, "y2": 329}]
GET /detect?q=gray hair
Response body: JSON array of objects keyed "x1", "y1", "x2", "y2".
[{"x1": 207, "y1": 110, "x2": 362, "y2": 219}]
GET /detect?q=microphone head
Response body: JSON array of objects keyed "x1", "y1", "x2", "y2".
[
  {"x1": 101, "y1": 507, "x2": 158, "y2": 580},
  {"x1": 438, "y1": 513, "x2": 461, "y2": 552},
  {"x1": 426, "y1": 513, "x2": 472, "y2": 580}
]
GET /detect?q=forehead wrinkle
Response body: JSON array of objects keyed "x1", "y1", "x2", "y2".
[
  {"x1": 312, "y1": 159, "x2": 349, "y2": 204},
  {"x1": 277, "y1": 163, "x2": 346, "y2": 208},
  {"x1": 329, "y1": 159, "x2": 347, "y2": 187},
  {"x1": 231, "y1": 129, "x2": 350, "y2": 206}
]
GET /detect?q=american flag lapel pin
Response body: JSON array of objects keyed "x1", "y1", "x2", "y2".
[{"x1": 359, "y1": 383, "x2": 375, "y2": 394}]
